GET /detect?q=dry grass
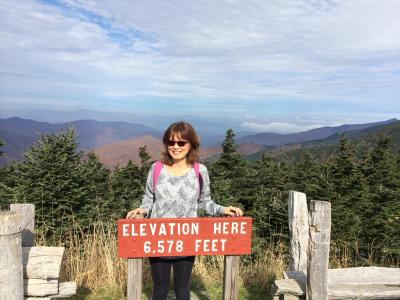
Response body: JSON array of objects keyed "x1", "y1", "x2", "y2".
[
  {"x1": 37, "y1": 222, "x2": 397, "y2": 299},
  {"x1": 36, "y1": 222, "x2": 287, "y2": 298},
  {"x1": 329, "y1": 239, "x2": 399, "y2": 269}
]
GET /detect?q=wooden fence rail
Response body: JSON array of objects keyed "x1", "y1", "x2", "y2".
[
  {"x1": 273, "y1": 191, "x2": 400, "y2": 299},
  {"x1": 0, "y1": 204, "x2": 76, "y2": 300},
  {"x1": 0, "y1": 211, "x2": 24, "y2": 300}
]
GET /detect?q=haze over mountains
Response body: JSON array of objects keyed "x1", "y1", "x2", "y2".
[{"x1": 0, "y1": 116, "x2": 397, "y2": 168}]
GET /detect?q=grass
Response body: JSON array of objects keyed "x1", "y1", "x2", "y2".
[
  {"x1": 38, "y1": 222, "x2": 398, "y2": 300},
  {"x1": 37, "y1": 222, "x2": 284, "y2": 300}
]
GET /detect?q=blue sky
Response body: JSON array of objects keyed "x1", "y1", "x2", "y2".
[{"x1": 0, "y1": 0, "x2": 399, "y2": 133}]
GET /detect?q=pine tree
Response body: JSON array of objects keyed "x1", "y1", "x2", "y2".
[
  {"x1": 109, "y1": 160, "x2": 143, "y2": 219},
  {"x1": 138, "y1": 146, "x2": 153, "y2": 184},
  {"x1": 252, "y1": 154, "x2": 288, "y2": 241},
  {"x1": 78, "y1": 152, "x2": 111, "y2": 229},
  {"x1": 0, "y1": 164, "x2": 17, "y2": 209},
  {"x1": 209, "y1": 129, "x2": 239, "y2": 208},
  {"x1": 0, "y1": 139, "x2": 4, "y2": 157},
  {"x1": 208, "y1": 129, "x2": 245, "y2": 210},
  {"x1": 291, "y1": 152, "x2": 329, "y2": 201},
  {"x1": 12, "y1": 128, "x2": 86, "y2": 239},
  {"x1": 362, "y1": 137, "x2": 400, "y2": 257},
  {"x1": 330, "y1": 138, "x2": 369, "y2": 250}
]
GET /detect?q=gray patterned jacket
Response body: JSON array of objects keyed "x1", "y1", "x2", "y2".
[{"x1": 139, "y1": 162, "x2": 225, "y2": 218}]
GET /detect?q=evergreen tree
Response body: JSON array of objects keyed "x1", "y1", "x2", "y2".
[
  {"x1": 362, "y1": 137, "x2": 400, "y2": 256},
  {"x1": 78, "y1": 152, "x2": 111, "y2": 229},
  {"x1": 209, "y1": 129, "x2": 244, "y2": 210},
  {"x1": 329, "y1": 138, "x2": 369, "y2": 250},
  {"x1": 0, "y1": 164, "x2": 17, "y2": 209},
  {"x1": 0, "y1": 139, "x2": 4, "y2": 157},
  {"x1": 109, "y1": 160, "x2": 143, "y2": 219},
  {"x1": 252, "y1": 155, "x2": 288, "y2": 241},
  {"x1": 291, "y1": 152, "x2": 329, "y2": 202},
  {"x1": 12, "y1": 128, "x2": 86, "y2": 238},
  {"x1": 138, "y1": 146, "x2": 153, "y2": 184}
]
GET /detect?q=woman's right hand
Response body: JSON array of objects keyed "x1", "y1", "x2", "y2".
[{"x1": 126, "y1": 208, "x2": 148, "y2": 219}]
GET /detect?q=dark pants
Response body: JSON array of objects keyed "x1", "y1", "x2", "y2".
[{"x1": 149, "y1": 256, "x2": 195, "y2": 300}]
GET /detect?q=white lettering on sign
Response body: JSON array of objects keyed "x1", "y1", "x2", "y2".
[
  {"x1": 213, "y1": 222, "x2": 247, "y2": 235},
  {"x1": 195, "y1": 239, "x2": 227, "y2": 252},
  {"x1": 143, "y1": 240, "x2": 184, "y2": 254},
  {"x1": 122, "y1": 224, "x2": 129, "y2": 237},
  {"x1": 128, "y1": 222, "x2": 200, "y2": 237},
  {"x1": 140, "y1": 223, "x2": 147, "y2": 236}
]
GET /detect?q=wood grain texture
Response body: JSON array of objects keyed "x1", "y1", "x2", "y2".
[
  {"x1": 223, "y1": 255, "x2": 240, "y2": 300},
  {"x1": 127, "y1": 213, "x2": 143, "y2": 300},
  {"x1": 328, "y1": 284, "x2": 400, "y2": 299},
  {"x1": 288, "y1": 191, "x2": 309, "y2": 275},
  {"x1": 277, "y1": 268, "x2": 400, "y2": 298},
  {"x1": 272, "y1": 278, "x2": 305, "y2": 296},
  {"x1": 328, "y1": 266, "x2": 400, "y2": 285},
  {"x1": 0, "y1": 211, "x2": 24, "y2": 300},
  {"x1": 10, "y1": 204, "x2": 35, "y2": 247},
  {"x1": 306, "y1": 200, "x2": 331, "y2": 300},
  {"x1": 127, "y1": 258, "x2": 142, "y2": 300}
]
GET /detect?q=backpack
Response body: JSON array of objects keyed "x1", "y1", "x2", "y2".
[{"x1": 152, "y1": 161, "x2": 203, "y2": 198}]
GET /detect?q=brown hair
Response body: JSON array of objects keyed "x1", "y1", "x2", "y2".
[{"x1": 161, "y1": 121, "x2": 200, "y2": 165}]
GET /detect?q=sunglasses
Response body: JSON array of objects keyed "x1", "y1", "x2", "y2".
[{"x1": 168, "y1": 140, "x2": 188, "y2": 147}]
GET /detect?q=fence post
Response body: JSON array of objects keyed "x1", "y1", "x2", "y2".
[
  {"x1": 307, "y1": 200, "x2": 331, "y2": 300},
  {"x1": 288, "y1": 191, "x2": 309, "y2": 276},
  {"x1": 0, "y1": 211, "x2": 24, "y2": 300},
  {"x1": 10, "y1": 203, "x2": 35, "y2": 246},
  {"x1": 127, "y1": 214, "x2": 143, "y2": 300},
  {"x1": 223, "y1": 255, "x2": 240, "y2": 300}
]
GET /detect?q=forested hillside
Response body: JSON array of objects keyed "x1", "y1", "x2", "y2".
[
  {"x1": 249, "y1": 120, "x2": 400, "y2": 163},
  {"x1": 0, "y1": 127, "x2": 399, "y2": 265}
]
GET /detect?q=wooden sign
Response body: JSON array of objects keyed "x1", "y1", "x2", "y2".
[{"x1": 118, "y1": 217, "x2": 252, "y2": 258}]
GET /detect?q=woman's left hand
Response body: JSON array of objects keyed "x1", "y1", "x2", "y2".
[{"x1": 223, "y1": 206, "x2": 243, "y2": 217}]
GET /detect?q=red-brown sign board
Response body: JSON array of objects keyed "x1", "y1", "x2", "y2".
[{"x1": 118, "y1": 217, "x2": 252, "y2": 258}]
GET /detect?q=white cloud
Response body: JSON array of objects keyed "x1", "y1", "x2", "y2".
[
  {"x1": 241, "y1": 121, "x2": 324, "y2": 134},
  {"x1": 0, "y1": 0, "x2": 399, "y2": 118}
]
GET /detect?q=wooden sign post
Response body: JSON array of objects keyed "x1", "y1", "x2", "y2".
[{"x1": 118, "y1": 217, "x2": 252, "y2": 299}]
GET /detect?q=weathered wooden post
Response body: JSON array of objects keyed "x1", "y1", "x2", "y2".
[
  {"x1": 307, "y1": 200, "x2": 331, "y2": 300},
  {"x1": 0, "y1": 211, "x2": 24, "y2": 300},
  {"x1": 127, "y1": 213, "x2": 143, "y2": 300},
  {"x1": 10, "y1": 203, "x2": 35, "y2": 246},
  {"x1": 223, "y1": 255, "x2": 240, "y2": 300},
  {"x1": 288, "y1": 191, "x2": 309, "y2": 276}
]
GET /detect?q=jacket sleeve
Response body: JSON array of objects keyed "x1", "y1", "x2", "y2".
[
  {"x1": 198, "y1": 164, "x2": 225, "y2": 216},
  {"x1": 139, "y1": 163, "x2": 155, "y2": 215}
]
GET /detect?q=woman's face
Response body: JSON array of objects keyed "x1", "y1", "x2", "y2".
[{"x1": 168, "y1": 134, "x2": 191, "y2": 162}]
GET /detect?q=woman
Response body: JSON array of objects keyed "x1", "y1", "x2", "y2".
[{"x1": 126, "y1": 121, "x2": 243, "y2": 300}]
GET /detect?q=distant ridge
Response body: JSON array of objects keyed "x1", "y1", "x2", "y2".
[
  {"x1": 248, "y1": 120, "x2": 400, "y2": 162},
  {"x1": 0, "y1": 117, "x2": 160, "y2": 163},
  {"x1": 92, "y1": 136, "x2": 264, "y2": 168},
  {"x1": 238, "y1": 119, "x2": 397, "y2": 146},
  {"x1": 93, "y1": 135, "x2": 163, "y2": 169},
  {"x1": 1, "y1": 116, "x2": 397, "y2": 166}
]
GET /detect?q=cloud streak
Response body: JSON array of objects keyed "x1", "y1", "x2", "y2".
[{"x1": 0, "y1": 0, "x2": 399, "y2": 131}]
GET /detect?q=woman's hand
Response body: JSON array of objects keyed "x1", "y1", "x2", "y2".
[
  {"x1": 223, "y1": 206, "x2": 243, "y2": 217},
  {"x1": 126, "y1": 208, "x2": 148, "y2": 219}
]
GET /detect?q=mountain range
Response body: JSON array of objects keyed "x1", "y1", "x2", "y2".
[
  {"x1": 0, "y1": 116, "x2": 397, "y2": 167},
  {"x1": 249, "y1": 120, "x2": 400, "y2": 162}
]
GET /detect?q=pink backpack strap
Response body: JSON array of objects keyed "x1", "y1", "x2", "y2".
[
  {"x1": 153, "y1": 161, "x2": 203, "y2": 197},
  {"x1": 152, "y1": 161, "x2": 164, "y2": 192}
]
